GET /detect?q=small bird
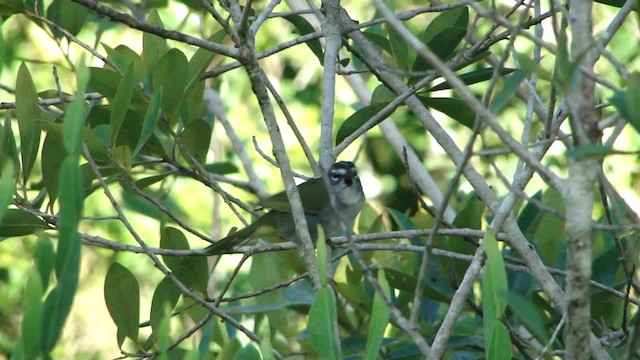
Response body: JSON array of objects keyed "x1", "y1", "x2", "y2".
[{"x1": 204, "y1": 161, "x2": 365, "y2": 255}]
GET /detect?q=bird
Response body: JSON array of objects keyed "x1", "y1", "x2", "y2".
[{"x1": 203, "y1": 161, "x2": 365, "y2": 255}]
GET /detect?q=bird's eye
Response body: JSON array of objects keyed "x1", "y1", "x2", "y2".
[{"x1": 331, "y1": 173, "x2": 341, "y2": 181}]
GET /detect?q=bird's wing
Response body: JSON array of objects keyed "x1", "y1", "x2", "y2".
[
  {"x1": 258, "y1": 177, "x2": 329, "y2": 214},
  {"x1": 203, "y1": 214, "x2": 275, "y2": 255}
]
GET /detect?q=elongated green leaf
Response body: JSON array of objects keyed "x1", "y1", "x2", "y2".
[
  {"x1": 489, "y1": 69, "x2": 527, "y2": 114},
  {"x1": 411, "y1": 7, "x2": 468, "y2": 78},
  {"x1": 152, "y1": 49, "x2": 188, "y2": 118},
  {"x1": 418, "y1": 96, "x2": 475, "y2": 129},
  {"x1": 568, "y1": 144, "x2": 615, "y2": 159},
  {"x1": 110, "y1": 64, "x2": 136, "y2": 149},
  {"x1": 104, "y1": 262, "x2": 140, "y2": 346},
  {"x1": 20, "y1": 269, "x2": 44, "y2": 358},
  {"x1": 1, "y1": 112, "x2": 20, "y2": 171},
  {"x1": 383, "y1": 267, "x2": 451, "y2": 303},
  {"x1": 0, "y1": 162, "x2": 16, "y2": 222},
  {"x1": 503, "y1": 292, "x2": 550, "y2": 343},
  {"x1": 46, "y1": 0, "x2": 88, "y2": 37},
  {"x1": 427, "y1": 67, "x2": 517, "y2": 92},
  {"x1": 258, "y1": 317, "x2": 275, "y2": 360},
  {"x1": 487, "y1": 321, "x2": 512, "y2": 360},
  {"x1": 35, "y1": 234, "x2": 55, "y2": 287},
  {"x1": 160, "y1": 227, "x2": 208, "y2": 292},
  {"x1": 133, "y1": 88, "x2": 162, "y2": 156},
  {"x1": 63, "y1": 64, "x2": 89, "y2": 156},
  {"x1": 41, "y1": 134, "x2": 66, "y2": 203},
  {"x1": 142, "y1": 10, "x2": 169, "y2": 71},
  {"x1": 482, "y1": 229, "x2": 509, "y2": 359},
  {"x1": 612, "y1": 73, "x2": 640, "y2": 134},
  {"x1": 179, "y1": 118, "x2": 212, "y2": 165},
  {"x1": 88, "y1": 67, "x2": 121, "y2": 99},
  {"x1": 0, "y1": 208, "x2": 48, "y2": 237},
  {"x1": 308, "y1": 286, "x2": 340, "y2": 360},
  {"x1": 283, "y1": 14, "x2": 324, "y2": 64},
  {"x1": 387, "y1": 26, "x2": 409, "y2": 69},
  {"x1": 316, "y1": 226, "x2": 328, "y2": 285},
  {"x1": 335, "y1": 103, "x2": 388, "y2": 146},
  {"x1": 42, "y1": 155, "x2": 82, "y2": 353},
  {"x1": 483, "y1": 229, "x2": 507, "y2": 318},
  {"x1": 150, "y1": 277, "x2": 181, "y2": 333},
  {"x1": 364, "y1": 269, "x2": 390, "y2": 360},
  {"x1": 15, "y1": 63, "x2": 41, "y2": 183}
]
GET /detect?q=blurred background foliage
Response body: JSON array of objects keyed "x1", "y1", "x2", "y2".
[{"x1": 0, "y1": 0, "x2": 639, "y2": 358}]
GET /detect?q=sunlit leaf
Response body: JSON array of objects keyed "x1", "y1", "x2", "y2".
[
  {"x1": 308, "y1": 286, "x2": 340, "y2": 359},
  {"x1": 152, "y1": 48, "x2": 188, "y2": 118},
  {"x1": 0, "y1": 208, "x2": 48, "y2": 237},
  {"x1": 364, "y1": 269, "x2": 390, "y2": 360},
  {"x1": 335, "y1": 103, "x2": 388, "y2": 146},
  {"x1": 110, "y1": 64, "x2": 136, "y2": 149},
  {"x1": 15, "y1": 63, "x2": 41, "y2": 183},
  {"x1": 104, "y1": 262, "x2": 140, "y2": 346},
  {"x1": 283, "y1": 14, "x2": 324, "y2": 65},
  {"x1": 411, "y1": 7, "x2": 468, "y2": 80},
  {"x1": 150, "y1": 277, "x2": 181, "y2": 334},
  {"x1": 427, "y1": 67, "x2": 517, "y2": 92}
]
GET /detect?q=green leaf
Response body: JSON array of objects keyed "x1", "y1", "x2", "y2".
[
  {"x1": 316, "y1": 226, "x2": 327, "y2": 285},
  {"x1": 503, "y1": 292, "x2": 550, "y2": 343},
  {"x1": 42, "y1": 155, "x2": 83, "y2": 353},
  {"x1": 1, "y1": 112, "x2": 20, "y2": 171},
  {"x1": 383, "y1": 267, "x2": 451, "y2": 303},
  {"x1": 35, "y1": 234, "x2": 55, "y2": 287},
  {"x1": 104, "y1": 262, "x2": 140, "y2": 346},
  {"x1": 46, "y1": 0, "x2": 88, "y2": 37},
  {"x1": 427, "y1": 67, "x2": 517, "y2": 92},
  {"x1": 335, "y1": 103, "x2": 388, "y2": 146},
  {"x1": 179, "y1": 118, "x2": 212, "y2": 164},
  {"x1": 203, "y1": 161, "x2": 239, "y2": 175},
  {"x1": 133, "y1": 88, "x2": 162, "y2": 156},
  {"x1": 411, "y1": 7, "x2": 468, "y2": 79},
  {"x1": 258, "y1": 317, "x2": 275, "y2": 360},
  {"x1": 142, "y1": 10, "x2": 169, "y2": 71},
  {"x1": 483, "y1": 229, "x2": 508, "y2": 318},
  {"x1": 233, "y1": 344, "x2": 262, "y2": 360},
  {"x1": 489, "y1": 68, "x2": 527, "y2": 114},
  {"x1": 152, "y1": 48, "x2": 189, "y2": 118},
  {"x1": 482, "y1": 229, "x2": 509, "y2": 359},
  {"x1": 283, "y1": 14, "x2": 324, "y2": 65},
  {"x1": 63, "y1": 62, "x2": 89, "y2": 155},
  {"x1": 103, "y1": 44, "x2": 144, "y2": 76},
  {"x1": 160, "y1": 227, "x2": 208, "y2": 292},
  {"x1": 110, "y1": 64, "x2": 136, "y2": 149},
  {"x1": 418, "y1": 96, "x2": 475, "y2": 129},
  {"x1": 0, "y1": 208, "x2": 48, "y2": 237},
  {"x1": 150, "y1": 277, "x2": 181, "y2": 334},
  {"x1": 363, "y1": 31, "x2": 392, "y2": 56},
  {"x1": 15, "y1": 62, "x2": 41, "y2": 183},
  {"x1": 486, "y1": 321, "x2": 512, "y2": 360},
  {"x1": 567, "y1": 144, "x2": 615, "y2": 159},
  {"x1": 612, "y1": 73, "x2": 640, "y2": 134},
  {"x1": 386, "y1": 26, "x2": 409, "y2": 69},
  {"x1": 364, "y1": 269, "x2": 390, "y2": 360},
  {"x1": 437, "y1": 195, "x2": 484, "y2": 282},
  {"x1": 308, "y1": 286, "x2": 340, "y2": 359},
  {"x1": 0, "y1": 162, "x2": 16, "y2": 221},
  {"x1": 0, "y1": 0, "x2": 24, "y2": 15},
  {"x1": 20, "y1": 269, "x2": 44, "y2": 358},
  {"x1": 41, "y1": 134, "x2": 65, "y2": 203},
  {"x1": 88, "y1": 67, "x2": 121, "y2": 99}
]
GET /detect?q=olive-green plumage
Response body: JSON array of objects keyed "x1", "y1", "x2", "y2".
[{"x1": 204, "y1": 161, "x2": 365, "y2": 255}]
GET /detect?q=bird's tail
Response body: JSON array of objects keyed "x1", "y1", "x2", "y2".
[{"x1": 203, "y1": 224, "x2": 256, "y2": 255}]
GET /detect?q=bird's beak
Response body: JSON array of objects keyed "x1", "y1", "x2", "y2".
[{"x1": 343, "y1": 171, "x2": 354, "y2": 186}]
